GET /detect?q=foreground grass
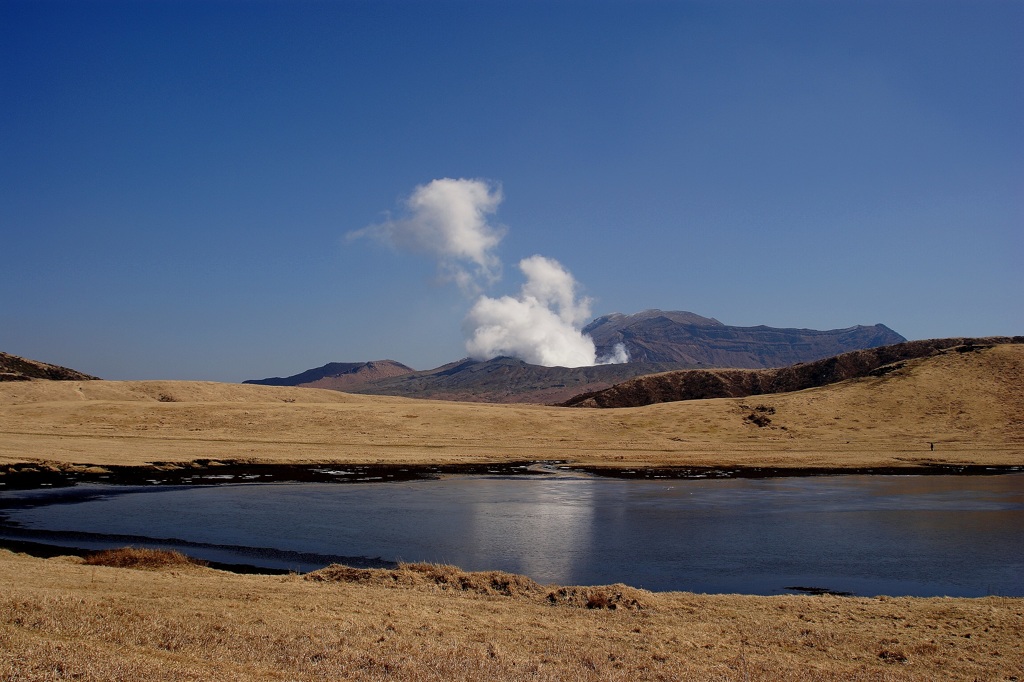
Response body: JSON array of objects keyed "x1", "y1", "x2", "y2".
[{"x1": 1, "y1": 549, "x2": 1021, "y2": 681}]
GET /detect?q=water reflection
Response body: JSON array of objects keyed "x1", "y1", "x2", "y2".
[
  {"x1": 463, "y1": 477, "x2": 595, "y2": 584},
  {"x1": 1, "y1": 473, "x2": 1021, "y2": 596}
]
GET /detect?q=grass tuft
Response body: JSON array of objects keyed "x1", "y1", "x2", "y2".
[
  {"x1": 305, "y1": 562, "x2": 544, "y2": 598},
  {"x1": 306, "y1": 562, "x2": 657, "y2": 611},
  {"x1": 83, "y1": 547, "x2": 207, "y2": 570},
  {"x1": 546, "y1": 584, "x2": 651, "y2": 610}
]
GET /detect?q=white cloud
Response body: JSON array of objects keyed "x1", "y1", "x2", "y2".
[{"x1": 349, "y1": 178, "x2": 505, "y2": 294}]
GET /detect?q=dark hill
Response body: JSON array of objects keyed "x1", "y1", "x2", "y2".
[
  {"x1": 585, "y1": 310, "x2": 905, "y2": 367},
  {"x1": 350, "y1": 357, "x2": 695, "y2": 404},
  {"x1": 0, "y1": 351, "x2": 99, "y2": 382},
  {"x1": 244, "y1": 360, "x2": 415, "y2": 392},
  {"x1": 559, "y1": 337, "x2": 1024, "y2": 408}
]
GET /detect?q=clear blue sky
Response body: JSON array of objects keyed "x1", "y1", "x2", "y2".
[{"x1": 2, "y1": 0, "x2": 1021, "y2": 380}]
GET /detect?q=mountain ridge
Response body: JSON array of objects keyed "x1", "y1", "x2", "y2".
[
  {"x1": 246, "y1": 311, "x2": 908, "y2": 403},
  {"x1": 243, "y1": 360, "x2": 414, "y2": 392},
  {"x1": 348, "y1": 356, "x2": 696, "y2": 404},
  {"x1": 560, "y1": 336, "x2": 1024, "y2": 408},
  {"x1": 584, "y1": 310, "x2": 905, "y2": 367}
]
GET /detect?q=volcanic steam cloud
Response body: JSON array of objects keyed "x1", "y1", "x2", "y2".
[{"x1": 350, "y1": 178, "x2": 627, "y2": 367}]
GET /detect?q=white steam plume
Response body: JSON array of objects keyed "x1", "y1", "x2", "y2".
[
  {"x1": 464, "y1": 255, "x2": 628, "y2": 367},
  {"x1": 353, "y1": 179, "x2": 629, "y2": 368},
  {"x1": 348, "y1": 178, "x2": 505, "y2": 294},
  {"x1": 599, "y1": 343, "x2": 630, "y2": 365}
]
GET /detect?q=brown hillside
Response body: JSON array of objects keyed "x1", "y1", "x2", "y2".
[
  {"x1": 560, "y1": 336, "x2": 1024, "y2": 408},
  {"x1": 0, "y1": 351, "x2": 98, "y2": 382}
]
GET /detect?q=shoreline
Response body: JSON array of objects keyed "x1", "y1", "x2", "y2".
[
  {"x1": 2, "y1": 459, "x2": 1021, "y2": 592},
  {"x1": 2, "y1": 458, "x2": 1021, "y2": 490},
  {"x1": 0, "y1": 537, "x2": 300, "y2": 575}
]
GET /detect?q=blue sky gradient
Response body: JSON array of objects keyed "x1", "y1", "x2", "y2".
[{"x1": 2, "y1": 1, "x2": 1021, "y2": 380}]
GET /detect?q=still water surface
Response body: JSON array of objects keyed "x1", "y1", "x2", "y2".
[{"x1": 2, "y1": 473, "x2": 1022, "y2": 596}]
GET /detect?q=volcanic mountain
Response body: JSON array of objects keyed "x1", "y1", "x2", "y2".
[
  {"x1": 584, "y1": 310, "x2": 905, "y2": 367},
  {"x1": 0, "y1": 352, "x2": 98, "y2": 382},
  {"x1": 344, "y1": 357, "x2": 697, "y2": 404},
  {"x1": 247, "y1": 312, "x2": 908, "y2": 404},
  {"x1": 244, "y1": 360, "x2": 415, "y2": 392}
]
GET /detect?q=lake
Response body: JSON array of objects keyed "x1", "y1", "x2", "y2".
[{"x1": 1, "y1": 472, "x2": 1022, "y2": 597}]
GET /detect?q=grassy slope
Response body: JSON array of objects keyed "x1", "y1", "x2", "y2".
[
  {"x1": 2, "y1": 549, "x2": 1022, "y2": 681},
  {"x1": 0, "y1": 344, "x2": 1021, "y2": 470}
]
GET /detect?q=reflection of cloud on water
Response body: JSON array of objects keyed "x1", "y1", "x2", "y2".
[{"x1": 463, "y1": 478, "x2": 595, "y2": 585}]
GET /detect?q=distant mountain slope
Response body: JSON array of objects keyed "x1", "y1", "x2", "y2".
[
  {"x1": 349, "y1": 357, "x2": 696, "y2": 404},
  {"x1": 0, "y1": 351, "x2": 99, "y2": 382},
  {"x1": 248, "y1": 356, "x2": 697, "y2": 404},
  {"x1": 584, "y1": 310, "x2": 906, "y2": 367},
  {"x1": 247, "y1": 312, "x2": 907, "y2": 403},
  {"x1": 244, "y1": 360, "x2": 415, "y2": 392},
  {"x1": 560, "y1": 337, "x2": 1024, "y2": 408}
]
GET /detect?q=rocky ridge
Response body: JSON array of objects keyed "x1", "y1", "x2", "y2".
[{"x1": 0, "y1": 352, "x2": 99, "y2": 382}]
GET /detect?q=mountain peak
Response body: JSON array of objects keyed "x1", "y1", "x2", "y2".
[
  {"x1": 244, "y1": 359, "x2": 414, "y2": 391},
  {"x1": 586, "y1": 310, "x2": 724, "y2": 332},
  {"x1": 583, "y1": 312, "x2": 905, "y2": 367}
]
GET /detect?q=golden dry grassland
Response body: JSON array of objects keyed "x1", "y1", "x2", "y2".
[
  {"x1": 0, "y1": 344, "x2": 1021, "y2": 472},
  {"x1": 1, "y1": 549, "x2": 1022, "y2": 681},
  {"x1": 0, "y1": 344, "x2": 1022, "y2": 680}
]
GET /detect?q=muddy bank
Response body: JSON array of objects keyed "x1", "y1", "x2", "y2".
[
  {"x1": 2, "y1": 458, "x2": 1021, "y2": 490},
  {"x1": 0, "y1": 537, "x2": 303, "y2": 575},
  {"x1": 0, "y1": 459, "x2": 549, "y2": 490}
]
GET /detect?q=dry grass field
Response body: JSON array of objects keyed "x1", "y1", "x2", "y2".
[
  {"x1": 0, "y1": 343, "x2": 1021, "y2": 472},
  {"x1": 1, "y1": 548, "x2": 1022, "y2": 681},
  {"x1": 1, "y1": 344, "x2": 1022, "y2": 680}
]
